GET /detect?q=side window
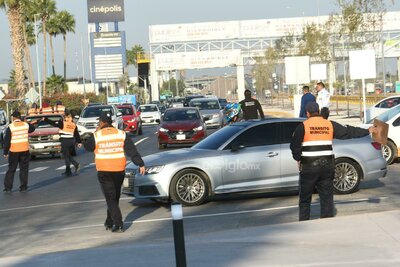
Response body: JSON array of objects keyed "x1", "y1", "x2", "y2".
[
  {"x1": 393, "y1": 116, "x2": 400, "y2": 127},
  {"x1": 280, "y1": 121, "x2": 302, "y2": 144},
  {"x1": 229, "y1": 123, "x2": 278, "y2": 148}
]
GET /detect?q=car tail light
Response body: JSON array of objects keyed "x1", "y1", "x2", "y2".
[{"x1": 371, "y1": 142, "x2": 381, "y2": 150}]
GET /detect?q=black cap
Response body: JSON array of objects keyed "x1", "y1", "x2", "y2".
[
  {"x1": 11, "y1": 111, "x2": 21, "y2": 118},
  {"x1": 98, "y1": 112, "x2": 112, "y2": 124},
  {"x1": 305, "y1": 102, "x2": 319, "y2": 114}
]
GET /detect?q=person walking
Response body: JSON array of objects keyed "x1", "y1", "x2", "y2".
[
  {"x1": 299, "y1": 86, "x2": 316, "y2": 118},
  {"x1": 316, "y1": 82, "x2": 330, "y2": 110},
  {"x1": 290, "y1": 102, "x2": 375, "y2": 221},
  {"x1": 83, "y1": 112, "x2": 145, "y2": 233},
  {"x1": 44, "y1": 111, "x2": 82, "y2": 176},
  {"x1": 3, "y1": 111, "x2": 36, "y2": 193},
  {"x1": 239, "y1": 89, "x2": 265, "y2": 120}
]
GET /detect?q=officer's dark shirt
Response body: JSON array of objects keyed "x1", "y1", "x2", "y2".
[
  {"x1": 3, "y1": 122, "x2": 35, "y2": 156},
  {"x1": 83, "y1": 126, "x2": 145, "y2": 168},
  {"x1": 239, "y1": 97, "x2": 265, "y2": 120},
  {"x1": 290, "y1": 118, "x2": 370, "y2": 161}
]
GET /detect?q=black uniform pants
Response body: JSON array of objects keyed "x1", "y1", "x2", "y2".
[
  {"x1": 4, "y1": 151, "x2": 30, "y2": 190},
  {"x1": 97, "y1": 171, "x2": 125, "y2": 227},
  {"x1": 61, "y1": 138, "x2": 78, "y2": 173},
  {"x1": 299, "y1": 163, "x2": 335, "y2": 221}
]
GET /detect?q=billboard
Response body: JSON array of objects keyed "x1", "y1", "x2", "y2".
[
  {"x1": 87, "y1": 0, "x2": 125, "y2": 23},
  {"x1": 90, "y1": 31, "x2": 127, "y2": 82}
]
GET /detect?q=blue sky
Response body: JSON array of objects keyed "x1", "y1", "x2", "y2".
[{"x1": 0, "y1": 0, "x2": 399, "y2": 81}]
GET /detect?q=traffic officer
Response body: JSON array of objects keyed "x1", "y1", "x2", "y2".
[
  {"x1": 239, "y1": 89, "x2": 265, "y2": 120},
  {"x1": 3, "y1": 111, "x2": 36, "y2": 192},
  {"x1": 55, "y1": 101, "x2": 65, "y2": 114},
  {"x1": 28, "y1": 103, "x2": 39, "y2": 116},
  {"x1": 290, "y1": 102, "x2": 375, "y2": 221},
  {"x1": 316, "y1": 82, "x2": 330, "y2": 110},
  {"x1": 83, "y1": 112, "x2": 145, "y2": 233},
  {"x1": 41, "y1": 101, "x2": 53, "y2": 114},
  {"x1": 44, "y1": 111, "x2": 82, "y2": 176}
]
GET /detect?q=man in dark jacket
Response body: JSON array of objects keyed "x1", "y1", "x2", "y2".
[
  {"x1": 239, "y1": 89, "x2": 265, "y2": 120},
  {"x1": 299, "y1": 86, "x2": 316, "y2": 118}
]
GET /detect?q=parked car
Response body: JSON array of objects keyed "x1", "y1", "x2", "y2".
[
  {"x1": 157, "y1": 107, "x2": 207, "y2": 149},
  {"x1": 218, "y1": 98, "x2": 228, "y2": 109},
  {"x1": 76, "y1": 104, "x2": 123, "y2": 140},
  {"x1": 365, "y1": 95, "x2": 400, "y2": 122},
  {"x1": 189, "y1": 98, "x2": 224, "y2": 128},
  {"x1": 138, "y1": 104, "x2": 162, "y2": 124},
  {"x1": 25, "y1": 114, "x2": 63, "y2": 159},
  {"x1": 123, "y1": 118, "x2": 387, "y2": 206},
  {"x1": 365, "y1": 103, "x2": 400, "y2": 164},
  {"x1": 117, "y1": 104, "x2": 142, "y2": 135},
  {"x1": 184, "y1": 95, "x2": 204, "y2": 107},
  {"x1": 157, "y1": 104, "x2": 167, "y2": 115}
]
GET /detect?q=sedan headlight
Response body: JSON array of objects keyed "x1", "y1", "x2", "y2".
[
  {"x1": 145, "y1": 165, "x2": 164, "y2": 174},
  {"x1": 193, "y1": 126, "x2": 203, "y2": 131},
  {"x1": 159, "y1": 127, "x2": 169, "y2": 133}
]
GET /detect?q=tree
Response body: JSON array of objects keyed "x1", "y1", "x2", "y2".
[
  {"x1": 46, "y1": 14, "x2": 61, "y2": 76},
  {"x1": 252, "y1": 47, "x2": 278, "y2": 97},
  {"x1": 118, "y1": 72, "x2": 130, "y2": 94},
  {"x1": 126, "y1": 44, "x2": 145, "y2": 68},
  {"x1": 8, "y1": 69, "x2": 27, "y2": 95},
  {"x1": 57, "y1": 10, "x2": 75, "y2": 80},
  {"x1": 23, "y1": 22, "x2": 36, "y2": 90},
  {"x1": 46, "y1": 74, "x2": 67, "y2": 95},
  {"x1": 161, "y1": 78, "x2": 185, "y2": 96},
  {"x1": 298, "y1": 23, "x2": 331, "y2": 62},
  {"x1": 30, "y1": 0, "x2": 57, "y2": 97},
  {"x1": 0, "y1": 0, "x2": 26, "y2": 97}
]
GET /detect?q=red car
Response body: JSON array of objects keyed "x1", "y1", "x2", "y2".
[
  {"x1": 158, "y1": 107, "x2": 207, "y2": 149},
  {"x1": 117, "y1": 104, "x2": 142, "y2": 135}
]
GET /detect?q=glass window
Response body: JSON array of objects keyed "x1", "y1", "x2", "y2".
[
  {"x1": 163, "y1": 109, "x2": 200, "y2": 121},
  {"x1": 193, "y1": 125, "x2": 246, "y2": 150},
  {"x1": 190, "y1": 100, "x2": 220, "y2": 110},
  {"x1": 227, "y1": 123, "x2": 279, "y2": 148},
  {"x1": 26, "y1": 115, "x2": 63, "y2": 129},
  {"x1": 139, "y1": 105, "x2": 158, "y2": 112},
  {"x1": 370, "y1": 104, "x2": 400, "y2": 123},
  {"x1": 82, "y1": 106, "x2": 114, "y2": 118},
  {"x1": 118, "y1": 107, "x2": 134, "y2": 115},
  {"x1": 280, "y1": 121, "x2": 302, "y2": 144}
]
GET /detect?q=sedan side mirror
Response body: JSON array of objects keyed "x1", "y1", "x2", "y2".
[{"x1": 74, "y1": 115, "x2": 80, "y2": 119}]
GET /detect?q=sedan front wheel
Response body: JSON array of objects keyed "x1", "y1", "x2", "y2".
[
  {"x1": 170, "y1": 169, "x2": 209, "y2": 206},
  {"x1": 333, "y1": 158, "x2": 362, "y2": 194}
]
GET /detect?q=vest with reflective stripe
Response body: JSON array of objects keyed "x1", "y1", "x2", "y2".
[
  {"x1": 41, "y1": 106, "x2": 53, "y2": 114},
  {"x1": 94, "y1": 127, "x2": 126, "y2": 172},
  {"x1": 59, "y1": 121, "x2": 76, "y2": 138},
  {"x1": 28, "y1": 108, "x2": 38, "y2": 116},
  {"x1": 55, "y1": 105, "x2": 65, "y2": 114},
  {"x1": 9, "y1": 120, "x2": 30, "y2": 152},
  {"x1": 302, "y1": 117, "x2": 334, "y2": 160}
]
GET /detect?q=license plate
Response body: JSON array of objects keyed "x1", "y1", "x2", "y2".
[
  {"x1": 34, "y1": 144, "x2": 45, "y2": 149},
  {"x1": 176, "y1": 134, "x2": 186, "y2": 140},
  {"x1": 123, "y1": 178, "x2": 130, "y2": 188}
]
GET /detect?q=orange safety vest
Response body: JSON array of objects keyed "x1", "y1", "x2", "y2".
[
  {"x1": 302, "y1": 116, "x2": 334, "y2": 159},
  {"x1": 55, "y1": 105, "x2": 65, "y2": 114},
  {"x1": 9, "y1": 120, "x2": 30, "y2": 152},
  {"x1": 94, "y1": 127, "x2": 126, "y2": 172},
  {"x1": 28, "y1": 108, "x2": 38, "y2": 116},
  {"x1": 59, "y1": 121, "x2": 76, "y2": 138},
  {"x1": 41, "y1": 106, "x2": 53, "y2": 114}
]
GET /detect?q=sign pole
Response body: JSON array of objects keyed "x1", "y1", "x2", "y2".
[{"x1": 362, "y1": 78, "x2": 367, "y2": 123}]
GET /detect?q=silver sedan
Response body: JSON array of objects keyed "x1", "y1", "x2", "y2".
[{"x1": 123, "y1": 119, "x2": 387, "y2": 206}]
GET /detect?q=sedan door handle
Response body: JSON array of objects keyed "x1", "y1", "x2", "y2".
[{"x1": 267, "y1": 152, "x2": 279, "y2": 157}]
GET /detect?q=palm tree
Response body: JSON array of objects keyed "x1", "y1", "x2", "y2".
[
  {"x1": 23, "y1": 22, "x2": 36, "y2": 90},
  {"x1": 46, "y1": 14, "x2": 61, "y2": 76},
  {"x1": 0, "y1": 0, "x2": 26, "y2": 97},
  {"x1": 57, "y1": 10, "x2": 75, "y2": 80},
  {"x1": 126, "y1": 44, "x2": 145, "y2": 68},
  {"x1": 30, "y1": 0, "x2": 57, "y2": 97}
]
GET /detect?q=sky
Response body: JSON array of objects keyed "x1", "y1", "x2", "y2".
[{"x1": 0, "y1": 0, "x2": 399, "y2": 81}]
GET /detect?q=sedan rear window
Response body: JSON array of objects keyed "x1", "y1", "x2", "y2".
[{"x1": 190, "y1": 100, "x2": 220, "y2": 110}]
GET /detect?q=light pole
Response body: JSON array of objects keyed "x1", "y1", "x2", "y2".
[
  {"x1": 34, "y1": 14, "x2": 42, "y2": 108},
  {"x1": 80, "y1": 33, "x2": 87, "y2": 100}
]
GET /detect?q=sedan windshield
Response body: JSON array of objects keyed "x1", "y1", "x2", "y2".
[
  {"x1": 163, "y1": 109, "x2": 200, "y2": 121},
  {"x1": 139, "y1": 105, "x2": 158, "y2": 112},
  {"x1": 368, "y1": 104, "x2": 400, "y2": 123},
  {"x1": 82, "y1": 107, "x2": 114, "y2": 118},
  {"x1": 26, "y1": 115, "x2": 63, "y2": 129},
  {"x1": 190, "y1": 100, "x2": 220, "y2": 110},
  {"x1": 193, "y1": 125, "x2": 246, "y2": 150},
  {"x1": 118, "y1": 107, "x2": 134, "y2": 115}
]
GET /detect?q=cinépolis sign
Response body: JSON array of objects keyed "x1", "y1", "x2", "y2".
[{"x1": 87, "y1": 0, "x2": 125, "y2": 23}]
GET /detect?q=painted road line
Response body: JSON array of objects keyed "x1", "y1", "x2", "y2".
[
  {"x1": 0, "y1": 163, "x2": 9, "y2": 168},
  {"x1": 56, "y1": 166, "x2": 66, "y2": 170},
  {"x1": 135, "y1": 137, "x2": 148, "y2": 145},
  {"x1": 30, "y1": 167, "x2": 49, "y2": 172}
]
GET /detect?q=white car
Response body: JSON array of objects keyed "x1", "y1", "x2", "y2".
[
  {"x1": 138, "y1": 104, "x2": 162, "y2": 124},
  {"x1": 364, "y1": 103, "x2": 400, "y2": 164},
  {"x1": 365, "y1": 95, "x2": 400, "y2": 122},
  {"x1": 76, "y1": 104, "x2": 124, "y2": 139}
]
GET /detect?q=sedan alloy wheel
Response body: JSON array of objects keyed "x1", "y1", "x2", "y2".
[
  {"x1": 170, "y1": 169, "x2": 209, "y2": 206},
  {"x1": 333, "y1": 158, "x2": 362, "y2": 194}
]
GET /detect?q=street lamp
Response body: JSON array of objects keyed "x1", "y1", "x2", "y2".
[{"x1": 34, "y1": 14, "x2": 42, "y2": 108}]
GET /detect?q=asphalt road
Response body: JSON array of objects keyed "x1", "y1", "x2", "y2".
[{"x1": 0, "y1": 124, "x2": 399, "y2": 259}]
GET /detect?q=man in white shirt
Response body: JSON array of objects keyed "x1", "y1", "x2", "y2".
[{"x1": 316, "y1": 82, "x2": 330, "y2": 109}]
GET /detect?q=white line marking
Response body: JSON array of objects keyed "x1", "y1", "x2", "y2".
[
  {"x1": 30, "y1": 167, "x2": 49, "y2": 172},
  {"x1": 134, "y1": 137, "x2": 148, "y2": 145},
  {"x1": 0, "y1": 163, "x2": 9, "y2": 168},
  {"x1": 56, "y1": 166, "x2": 65, "y2": 170}
]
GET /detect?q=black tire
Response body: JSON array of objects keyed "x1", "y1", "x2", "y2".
[
  {"x1": 136, "y1": 123, "x2": 143, "y2": 135},
  {"x1": 170, "y1": 169, "x2": 209, "y2": 206},
  {"x1": 333, "y1": 158, "x2": 362, "y2": 194},
  {"x1": 382, "y1": 141, "x2": 397, "y2": 165},
  {"x1": 158, "y1": 143, "x2": 167, "y2": 149}
]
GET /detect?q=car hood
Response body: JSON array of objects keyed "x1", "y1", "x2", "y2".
[
  {"x1": 122, "y1": 115, "x2": 137, "y2": 121},
  {"x1": 29, "y1": 127, "x2": 59, "y2": 136},
  {"x1": 160, "y1": 121, "x2": 202, "y2": 131},
  {"x1": 127, "y1": 148, "x2": 216, "y2": 168},
  {"x1": 140, "y1": 112, "x2": 159, "y2": 117}
]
